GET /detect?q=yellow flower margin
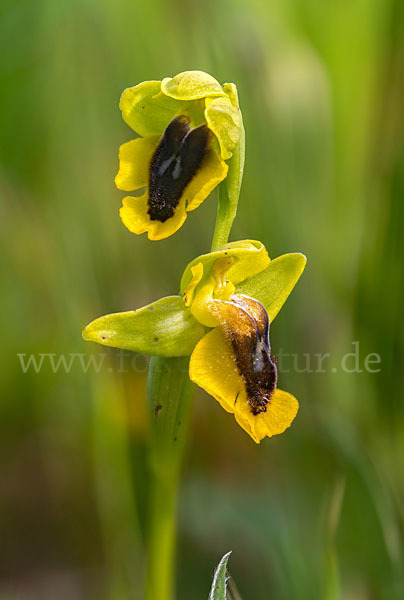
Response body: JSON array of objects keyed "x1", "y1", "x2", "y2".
[{"x1": 115, "y1": 70, "x2": 242, "y2": 240}]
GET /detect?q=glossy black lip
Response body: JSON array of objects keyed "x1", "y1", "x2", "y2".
[{"x1": 148, "y1": 115, "x2": 210, "y2": 222}]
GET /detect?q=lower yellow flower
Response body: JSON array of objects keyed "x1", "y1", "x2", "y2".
[
  {"x1": 189, "y1": 295, "x2": 298, "y2": 443},
  {"x1": 82, "y1": 240, "x2": 306, "y2": 443},
  {"x1": 182, "y1": 241, "x2": 306, "y2": 443},
  {"x1": 115, "y1": 71, "x2": 242, "y2": 240}
]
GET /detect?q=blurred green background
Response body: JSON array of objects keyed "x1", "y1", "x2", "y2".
[{"x1": 1, "y1": 0, "x2": 404, "y2": 598}]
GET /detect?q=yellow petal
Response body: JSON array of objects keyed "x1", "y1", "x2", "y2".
[
  {"x1": 189, "y1": 280, "x2": 219, "y2": 328},
  {"x1": 181, "y1": 241, "x2": 270, "y2": 296},
  {"x1": 161, "y1": 71, "x2": 226, "y2": 101},
  {"x1": 120, "y1": 81, "x2": 181, "y2": 137},
  {"x1": 120, "y1": 193, "x2": 149, "y2": 236},
  {"x1": 234, "y1": 389, "x2": 299, "y2": 443},
  {"x1": 183, "y1": 263, "x2": 204, "y2": 307},
  {"x1": 119, "y1": 194, "x2": 188, "y2": 241},
  {"x1": 205, "y1": 95, "x2": 241, "y2": 160},
  {"x1": 115, "y1": 136, "x2": 158, "y2": 192},
  {"x1": 222, "y1": 83, "x2": 240, "y2": 109},
  {"x1": 184, "y1": 147, "x2": 228, "y2": 212},
  {"x1": 189, "y1": 327, "x2": 242, "y2": 414},
  {"x1": 189, "y1": 325, "x2": 298, "y2": 443}
]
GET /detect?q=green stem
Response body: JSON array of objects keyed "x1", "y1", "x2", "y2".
[
  {"x1": 211, "y1": 182, "x2": 234, "y2": 250},
  {"x1": 211, "y1": 122, "x2": 245, "y2": 251},
  {"x1": 145, "y1": 118, "x2": 245, "y2": 600},
  {"x1": 146, "y1": 355, "x2": 194, "y2": 600}
]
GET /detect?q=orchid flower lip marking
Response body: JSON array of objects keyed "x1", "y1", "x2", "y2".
[
  {"x1": 148, "y1": 115, "x2": 210, "y2": 222},
  {"x1": 222, "y1": 295, "x2": 278, "y2": 416}
]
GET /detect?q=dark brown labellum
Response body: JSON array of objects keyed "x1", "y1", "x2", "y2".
[
  {"x1": 223, "y1": 296, "x2": 278, "y2": 415},
  {"x1": 148, "y1": 116, "x2": 210, "y2": 222}
]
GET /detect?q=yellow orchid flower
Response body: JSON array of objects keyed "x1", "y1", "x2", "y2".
[
  {"x1": 115, "y1": 70, "x2": 243, "y2": 240},
  {"x1": 83, "y1": 241, "x2": 306, "y2": 443},
  {"x1": 181, "y1": 241, "x2": 306, "y2": 443}
]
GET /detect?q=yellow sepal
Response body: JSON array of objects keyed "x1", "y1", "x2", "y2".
[
  {"x1": 119, "y1": 81, "x2": 181, "y2": 137},
  {"x1": 161, "y1": 70, "x2": 226, "y2": 101},
  {"x1": 237, "y1": 252, "x2": 307, "y2": 322}
]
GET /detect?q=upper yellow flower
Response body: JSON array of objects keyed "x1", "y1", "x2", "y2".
[{"x1": 115, "y1": 71, "x2": 242, "y2": 240}]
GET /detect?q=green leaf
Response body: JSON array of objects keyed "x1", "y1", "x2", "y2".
[
  {"x1": 82, "y1": 296, "x2": 205, "y2": 357},
  {"x1": 237, "y1": 252, "x2": 307, "y2": 322},
  {"x1": 209, "y1": 551, "x2": 231, "y2": 600}
]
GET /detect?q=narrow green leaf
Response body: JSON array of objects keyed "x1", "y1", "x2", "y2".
[
  {"x1": 325, "y1": 478, "x2": 345, "y2": 600},
  {"x1": 237, "y1": 253, "x2": 306, "y2": 322},
  {"x1": 82, "y1": 296, "x2": 205, "y2": 357},
  {"x1": 209, "y1": 551, "x2": 232, "y2": 600}
]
